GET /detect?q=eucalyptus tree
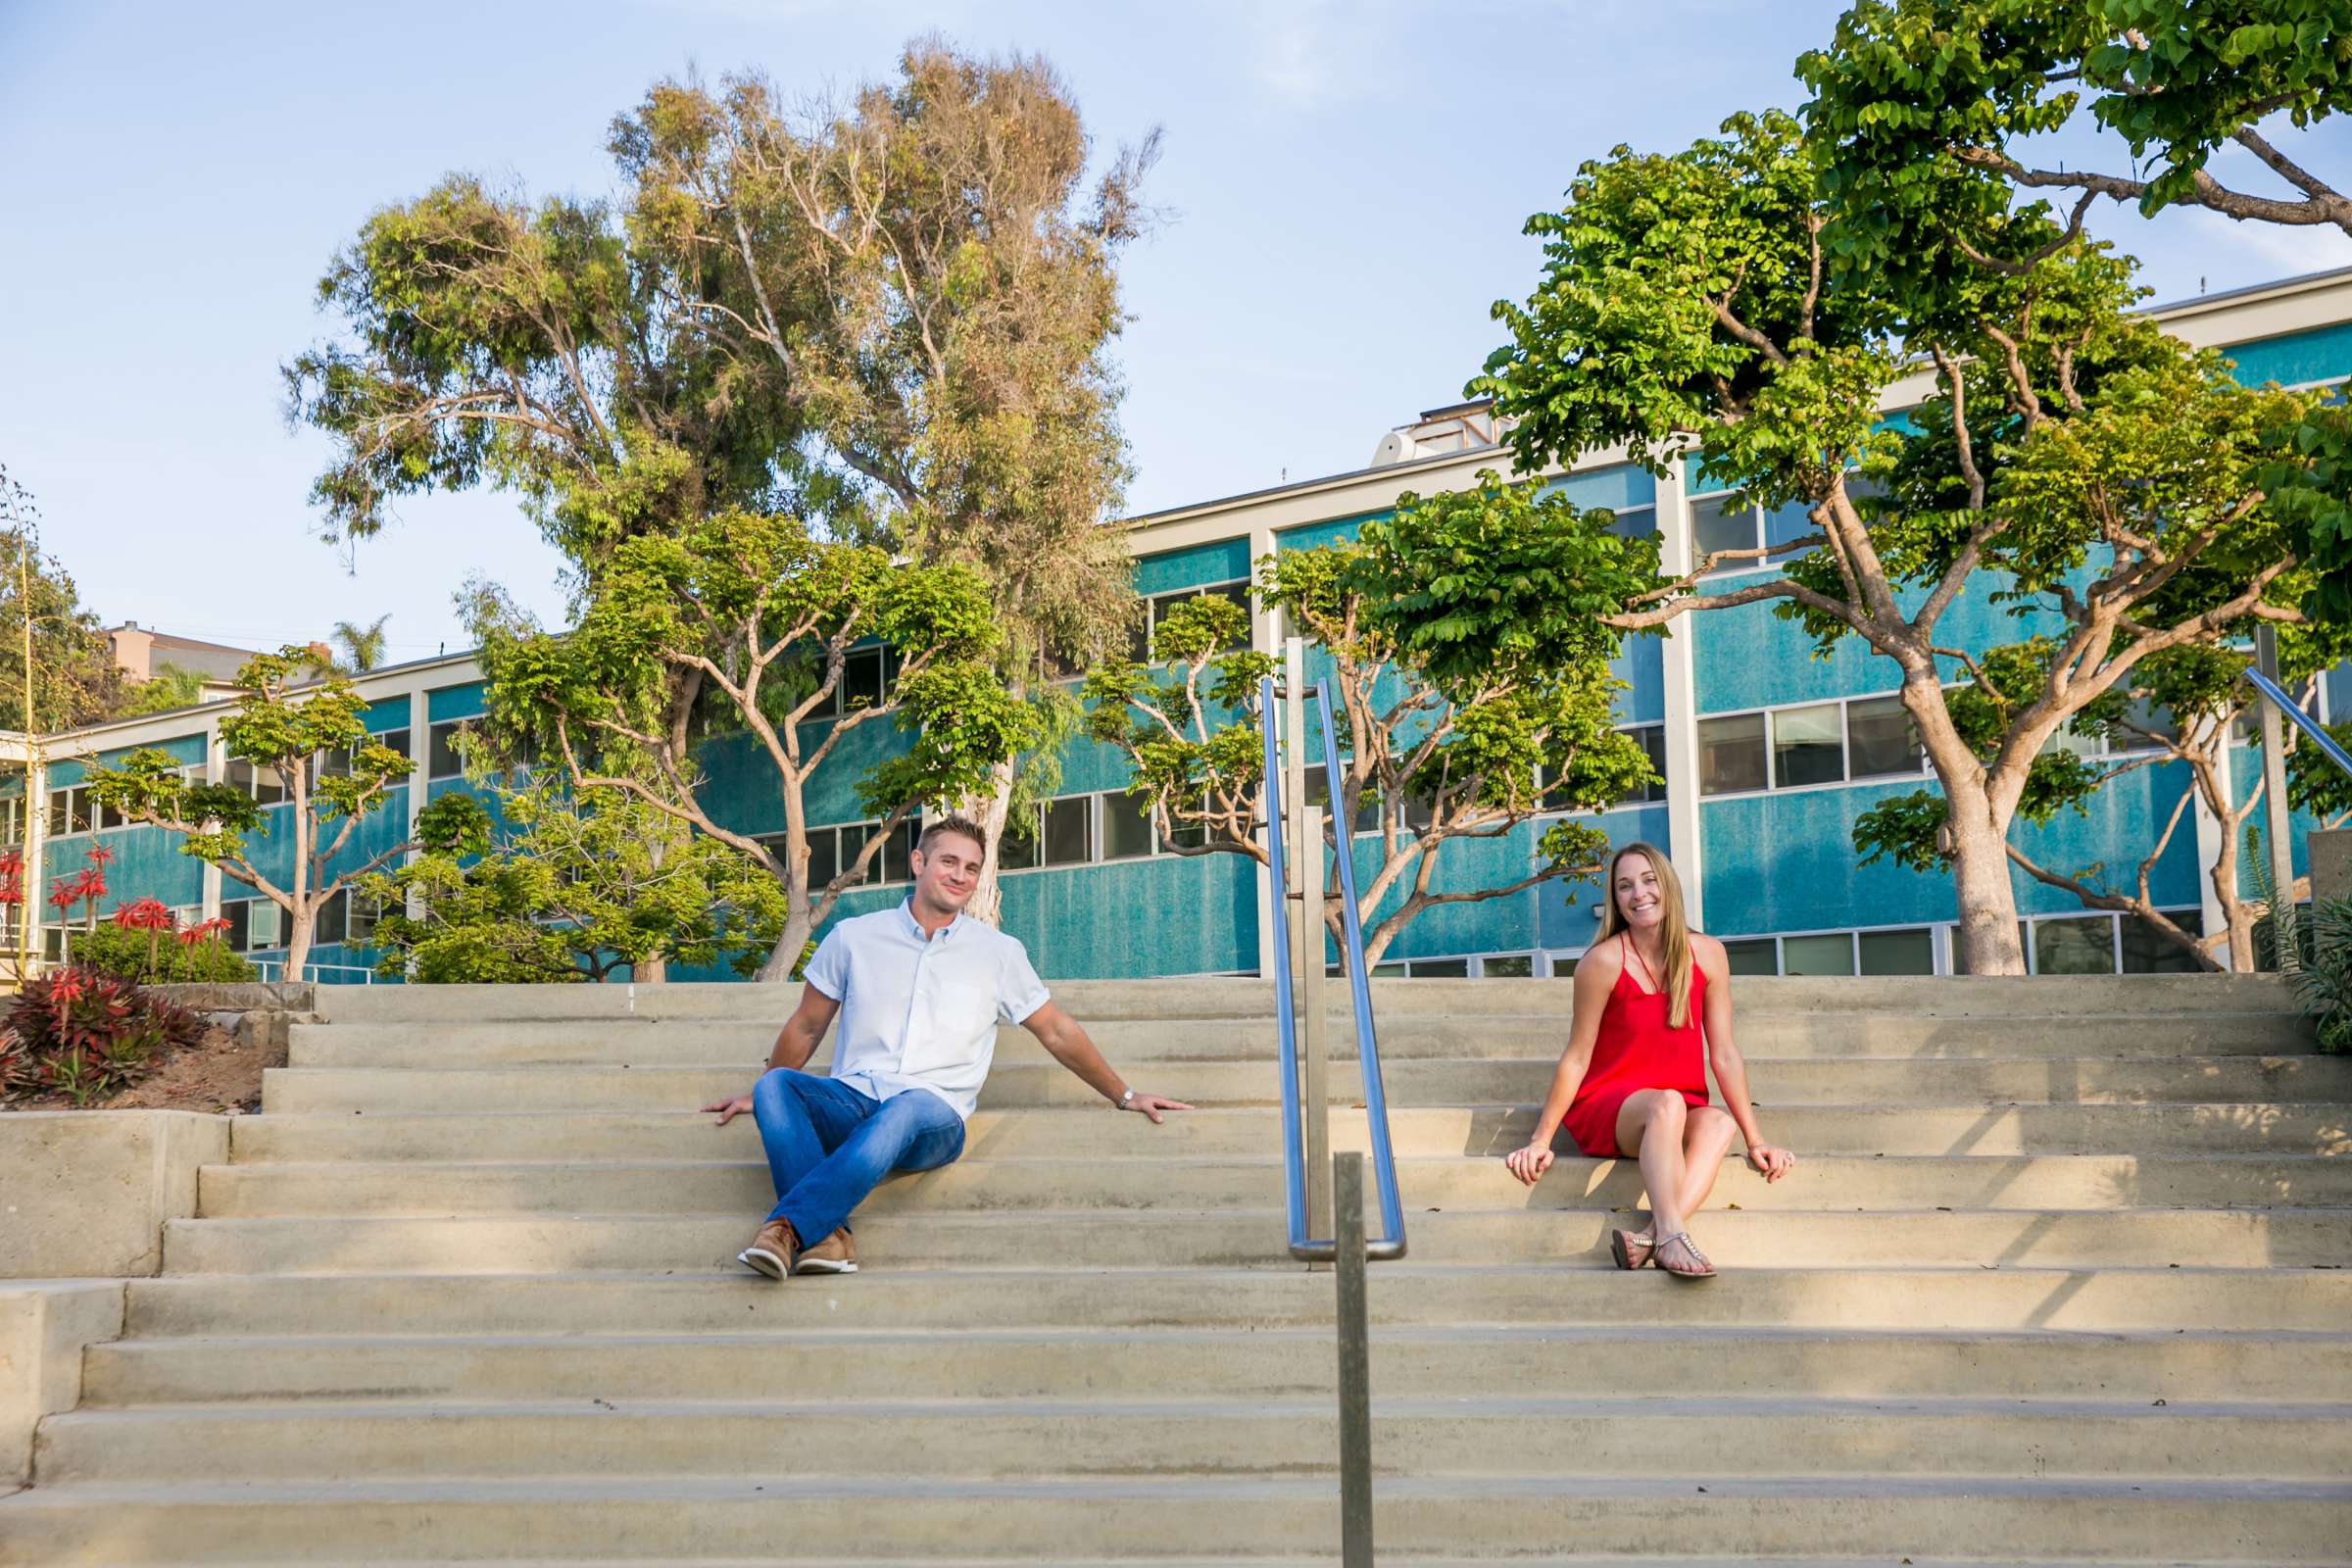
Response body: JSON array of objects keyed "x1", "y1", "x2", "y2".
[
  {"x1": 611, "y1": 43, "x2": 1153, "y2": 920},
  {"x1": 1473, "y1": 110, "x2": 2328, "y2": 973}
]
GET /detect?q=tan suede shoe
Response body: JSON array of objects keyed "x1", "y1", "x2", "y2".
[
  {"x1": 738, "y1": 1219, "x2": 798, "y2": 1280},
  {"x1": 792, "y1": 1226, "x2": 858, "y2": 1275}
]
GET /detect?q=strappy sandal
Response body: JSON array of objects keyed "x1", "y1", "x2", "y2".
[
  {"x1": 1609, "y1": 1228, "x2": 1656, "y2": 1270},
  {"x1": 1653, "y1": 1231, "x2": 1716, "y2": 1281}
]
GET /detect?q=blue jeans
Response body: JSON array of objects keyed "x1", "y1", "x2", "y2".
[{"x1": 751, "y1": 1068, "x2": 967, "y2": 1245}]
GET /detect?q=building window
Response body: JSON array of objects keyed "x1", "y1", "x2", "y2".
[
  {"x1": 1858, "y1": 926, "x2": 1936, "y2": 975},
  {"x1": 1715, "y1": 923, "x2": 1939, "y2": 977},
  {"x1": 314, "y1": 889, "x2": 384, "y2": 948},
  {"x1": 1480, "y1": 954, "x2": 1534, "y2": 977},
  {"x1": 1042, "y1": 796, "x2": 1093, "y2": 866},
  {"x1": 427, "y1": 720, "x2": 473, "y2": 780},
  {"x1": 2122, "y1": 908, "x2": 2203, "y2": 973},
  {"x1": 1132, "y1": 580, "x2": 1251, "y2": 662},
  {"x1": 1846, "y1": 696, "x2": 1923, "y2": 778},
  {"x1": 1605, "y1": 505, "x2": 1660, "y2": 543},
  {"x1": 1771, "y1": 704, "x2": 1844, "y2": 790},
  {"x1": 1697, "y1": 713, "x2": 1768, "y2": 796},
  {"x1": 222, "y1": 898, "x2": 284, "y2": 954},
  {"x1": 1780, "y1": 931, "x2": 1856, "y2": 976},
  {"x1": 2032, "y1": 914, "x2": 2116, "y2": 976},
  {"x1": 756, "y1": 820, "x2": 922, "y2": 891},
  {"x1": 806, "y1": 646, "x2": 902, "y2": 720},
  {"x1": 47, "y1": 785, "x2": 91, "y2": 837},
  {"x1": 1100, "y1": 792, "x2": 1154, "y2": 860}
]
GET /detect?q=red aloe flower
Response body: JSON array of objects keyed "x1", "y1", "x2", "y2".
[
  {"x1": 46, "y1": 882, "x2": 77, "y2": 912},
  {"x1": 84, "y1": 844, "x2": 116, "y2": 869}
]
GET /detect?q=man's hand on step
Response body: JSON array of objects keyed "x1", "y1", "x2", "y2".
[
  {"x1": 705, "y1": 1095, "x2": 756, "y2": 1126},
  {"x1": 1116, "y1": 1092, "x2": 1195, "y2": 1125}
]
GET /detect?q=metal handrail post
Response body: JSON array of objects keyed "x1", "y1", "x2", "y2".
[
  {"x1": 1298, "y1": 802, "x2": 1331, "y2": 1245},
  {"x1": 1333, "y1": 1150, "x2": 1374, "y2": 1567},
  {"x1": 1258, "y1": 675, "x2": 1311, "y2": 1255},
  {"x1": 2253, "y1": 632, "x2": 2303, "y2": 970},
  {"x1": 1315, "y1": 684, "x2": 1408, "y2": 1251}
]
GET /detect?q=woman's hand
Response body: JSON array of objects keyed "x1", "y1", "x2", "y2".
[
  {"x1": 1745, "y1": 1143, "x2": 1795, "y2": 1182},
  {"x1": 1504, "y1": 1143, "x2": 1554, "y2": 1186}
]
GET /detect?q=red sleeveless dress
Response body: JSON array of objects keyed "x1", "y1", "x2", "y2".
[{"x1": 1561, "y1": 935, "x2": 1711, "y2": 1158}]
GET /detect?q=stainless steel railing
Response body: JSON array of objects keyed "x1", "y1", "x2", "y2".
[{"x1": 1258, "y1": 667, "x2": 1406, "y2": 1262}]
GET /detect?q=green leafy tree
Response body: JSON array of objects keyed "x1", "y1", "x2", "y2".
[
  {"x1": 0, "y1": 467, "x2": 122, "y2": 730},
  {"x1": 116, "y1": 662, "x2": 211, "y2": 717},
  {"x1": 1082, "y1": 495, "x2": 1654, "y2": 965},
  {"x1": 361, "y1": 784, "x2": 784, "y2": 984},
  {"x1": 612, "y1": 44, "x2": 1154, "y2": 922},
  {"x1": 1473, "y1": 110, "x2": 2328, "y2": 973},
  {"x1": 82, "y1": 649, "x2": 416, "y2": 980},
  {"x1": 1800, "y1": 0, "x2": 2352, "y2": 612},
  {"x1": 483, "y1": 510, "x2": 1036, "y2": 979}
]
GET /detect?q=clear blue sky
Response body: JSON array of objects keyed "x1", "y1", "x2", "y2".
[{"x1": 7, "y1": 0, "x2": 2350, "y2": 663}]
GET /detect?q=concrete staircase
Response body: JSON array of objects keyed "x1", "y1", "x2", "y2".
[{"x1": 3, "y1": 973, "x2": 2348, "y2": 1565}]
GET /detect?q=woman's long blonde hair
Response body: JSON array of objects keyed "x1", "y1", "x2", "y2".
[{"x1": 1593, "y1": 841, "x2": 1696, "y2": 1029}]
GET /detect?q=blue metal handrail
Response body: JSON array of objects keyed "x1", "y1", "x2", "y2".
[
  {"x1": 1259, "y1": 673, "x2": 1406, "y2": 1262},
  {"x1": 2249, "y1": 669, "x2": 2352, "y2": 781},
  {"x1": 1314, "y1": 682, "x2": 1407, "y2": 1257}
]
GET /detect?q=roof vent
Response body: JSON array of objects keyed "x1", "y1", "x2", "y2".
[{"x1": 1369, "y1": 399, "x2": 1499, "y2": 467}]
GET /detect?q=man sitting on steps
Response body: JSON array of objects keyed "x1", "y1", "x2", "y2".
[{"x1": 705, "y1": 814, "x2": 1194, "y2": 1278}]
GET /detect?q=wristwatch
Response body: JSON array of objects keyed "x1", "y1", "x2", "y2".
[{"x1": 1115, "y1": 1087, "x2": 1137, "y2": 1110}]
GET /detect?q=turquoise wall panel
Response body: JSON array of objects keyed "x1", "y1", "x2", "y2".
[
  {"x1": 2229, "y1": 747, "x2": 2332, "y2": 889},
  {"x1": 46, "y1": 757, "x2": 85, "y2": 788},
  {"x1": 1136, "y1": 537, "x2": 1252, "y2": 594},
  {"x1": 1000, "y1": 853, "x2": 1256, "y2": 978},
  {"x1": 1614, "y1": 631, "x2": 1664, "y2": 725},
  {"x1": 694, "y1": 711, "x2": 916, "y2": 835},
  {"x1": 365, "y1": 697, "x2": 415, "y2": 733},
  {"x1": 63, "y1": 825, "x2": 204, "y2": 913},
  {"x1": 428, "y1": 683, "x2": 488, "y2": 722},
  {"x1": 2222, "y1": 321, "x2": 2352, "y2": 388},
  {"x1": 1276, "y1": 513, "x2": 1379, "y2": 553}
]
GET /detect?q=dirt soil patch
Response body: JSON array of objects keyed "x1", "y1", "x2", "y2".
[{"x1": 4, "y1": 1022, "x2": 284, "y2": 1114}]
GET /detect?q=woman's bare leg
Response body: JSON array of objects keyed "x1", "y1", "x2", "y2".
[
  {"x1": 1635, "y1": 1105, "x2": 1738, "y2": 1240},
  {"x1": 1614, "y1": 1090, "x2": 1690, "y2": 1240}
]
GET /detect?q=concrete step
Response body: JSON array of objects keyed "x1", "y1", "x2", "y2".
[
  {"x1": 157, "y1": 1205, "x2": 2352, "y2": 1275},
  {"x1": 35, "y1": 1396, "x2": 2350, "y2": 1486},
  {"x1": 78, "y1": 1324, "x2": 2352, "y2": 1407},
  {"x1": 309, "y1": 972, "x2": 2304, "y2": 1024},
  {"x1": 271, "y1": 1043, "x2": 2351, "y2": 1109},
  {"x1": 2, "y1": 1473, "x2": 2342, "y2": 1562},
  {"x1": 123, "y1": 1264, "x2": 2352, "y2": 1336},
  {"x1": 192, "y1": 1153, "x2": 2352, "y2": 1219},
  {"x1": 234, "y1": 1102, "x2": 2352, "y2": 1157},
  {"x1": 283, "y1": 1013, "x2": 2315, "y2": 1068}
]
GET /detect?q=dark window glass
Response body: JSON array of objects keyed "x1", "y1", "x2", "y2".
[
  {"x1": 806, "y1": 827, "x2": 840, "y2": 890},
  {"x1": 1722, "y1": 938, "x2": 1778, "y2": 976},
  {"x1": 1042, "y1": 796, "x2": 1093, "y2": 866},
  {"x1": 1127, "y1": 612, "x2": 1152, "y2": 663},
  {"x1": 1773, "y1": 703, "x2": 1844, "y2": 789},
  {"x1": 251, "y1": 764, "x2": 287, "y2": 806},
  {"x1": 1624, "y1": 725, "x2": 1668, "y2": 805},
  {"x1": 1409, "y1": 957, "x2": 1470, "y2": 978},
  {"x1": 377, "y1": 728, "x2": 412, "y2": 762},
  {"x1": 1763, "y1": 499, "x2": 1815, "y2": 552},
  {"x1": 316, "y1": 891, "x2": 347, "y2": 947},
  {"x1": 1606, "y1": 506, "x2": 1660, "y2": 542},
  {"x1": 845, "y1": 648, "x2": 886, "y2": 710},
  {"x1": 2122, "y1": 908, "x2": 2203, "y2": 973},
  {"x1": 1100, "y1": 792, "x2": 1153, "y2": 859},
  {"x1": 1165, "y1": 798, "x2": 1208, "y2": 851},
  {"x1": 1847, "y1": 696, "x2": 1923, "y2": 778},
  {"x1": 2115, "y1": 692, "x2": 2180, "y2": 750},
  {"x1": 882, "y1": 821, "x2": 915, "y2": 885},
  {"x1": 1697, "y1": 714, "x2": 1768, "y2": 795},
  {"x1": 1691, "y1": 494, "x2": 1756, "y2": 568},
  {"x1": 223, "y1": 901, "x2": 251, "y2": 953},
  {"x1": 348, "y1": 894, "x2": 380, "y2": 945},
  {"x1": 1483, "y1": 955, "x2": 1533, "y2": 977},
  {"x1": 91, "y1": 798, "x2": 120, "y2": 832},
  {"x1": 2034, "y1": 917, "x2": 2115, "y2": 975},
  {"x1": 1858, "y1": 927, "x2": 1936, "y2": 975},
  {"x1": 428, "y1": 721, "x2": 467, "y2": 779},
  {"x1": 999, "y1": 808, "x2": 1041, "y2": 870},
  {"x1": 46, "y1": 789, "x2": 72, "y2": 837},
  {"x1": 1782, "y1": 932, "x2": 1855, "y2": 975}
]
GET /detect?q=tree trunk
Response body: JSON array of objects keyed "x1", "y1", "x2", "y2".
[
  {"x1": 757, "y1": 906, "x2": 814, "y2": 983},
  {"x1": 961, "y1": 756, "x2": 1019, "y2": 930},
  {"x1": 280, "y1": 901, "x2": 315, "y2": 985},
  {"x1": 634, "y1": 954, "x2": 668, "y2": 984},
  {"x1": 1944, "y1": 790, "x2": 2028, "y2": 974}
]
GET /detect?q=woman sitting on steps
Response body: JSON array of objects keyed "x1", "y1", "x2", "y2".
[{"x1": 1504, "y1": 842, "x2": 1795, "y2": 1279}]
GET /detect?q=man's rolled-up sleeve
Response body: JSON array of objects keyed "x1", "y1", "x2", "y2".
[
  {"x1": 801, "y1": 929, "x2": 850, "y2": 1002},
  {"x1": 998, "y1": 940, "x2": 1051, "y2": 1025}
]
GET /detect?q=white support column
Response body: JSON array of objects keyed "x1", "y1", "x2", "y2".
[
  {"x1": 1250, "y1": 525, "x2": 1280, "y2": 981},
  {"x1": 1654, "y1": 458, "x2": 1705, "y2": 932},
  {"x1": 406, "y1": 689, "x2": 430, "y2": 843},
  {"x1": 198, "y1": 719, "x2": 222, "y2": 924}
]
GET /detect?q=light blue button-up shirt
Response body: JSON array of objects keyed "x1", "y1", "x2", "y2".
[{"x1": 800, "y1": 902, "x2": 1052, "y2": 1120}]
